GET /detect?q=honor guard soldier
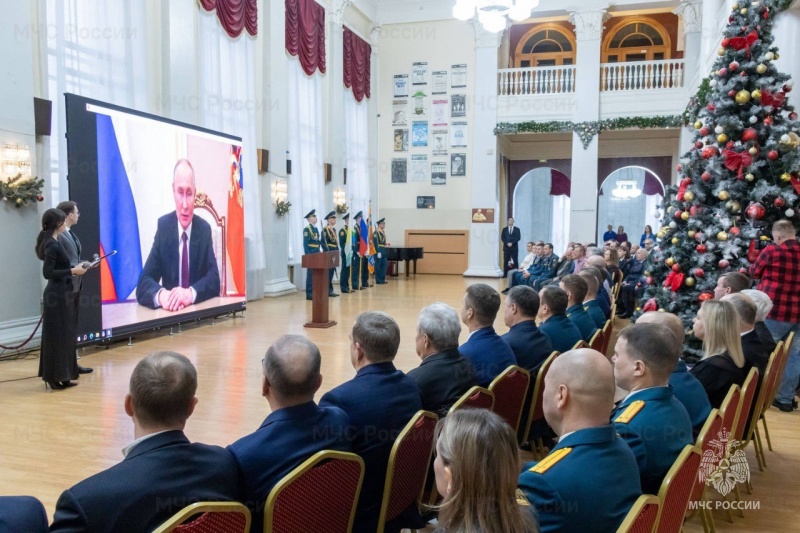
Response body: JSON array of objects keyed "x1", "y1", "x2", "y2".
[
  {"x1": 351, "y1": 211, "x2": 364, "y2": 290},
  {"x1": 303, "y1": 210, "x2": 320, "y2": 300},
  {"x1": 338, "y1": 213, "x2": 352, "y2": 293},
  {"x1": 322, "y1": 211, "x2": 339, "y2": 297},
  {"x1": 374, "y1": 218, "x2": 388, "y2": 284}
]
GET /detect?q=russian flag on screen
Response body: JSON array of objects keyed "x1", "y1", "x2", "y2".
[
  {"x1": 358, "y1": 217, "x2": 369, "y2": 256},
  {"x1": 97, "y1": 114, "x2": 142, "y2": 302}
]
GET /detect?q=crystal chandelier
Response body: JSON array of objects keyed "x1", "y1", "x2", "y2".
[{"x1": 453, "y1": 0, "x2": 539, "y2": 33}]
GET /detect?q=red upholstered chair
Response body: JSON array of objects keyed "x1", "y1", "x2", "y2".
[
  {"x1": 521, "y1": 351, "x2": 559, "y2": 459},
  {"x1": 745, "y1": 341, "x2": 781, "y2": 471},
  {"x1": 760, "y1": 332, "x2": 794, "y2": 454},
  {"x1": 488, "y1": 365, "x2": 531, "y2": 435},
  {"x1": 719, "y1": 385, "x2": 742, "y2": 449},
  {"x1": 376, "y1": 411, "x2": 438, "y2": 533},
  {"x1": 571, "y1": 339, "x2": 587, "y2": 350},
  {"x1": 588, "y1": 329, "x2": 605, "y2": 353},
  {"x1": 733, "y1": 368, "x2": 759, "y2": 444},
  {"x1": 616, "y1": 494, "x2": 660, "y2": 533},
  {"x1": 687, "y1": 409, "x2": 722, "y2": 532},
  {"x1": 264, "y1": 450, "x2": 364, "y2": 533},
  {"x1": 448, "y1": 386, "x2": 495, "y2": 414},
  {"x1": 654, "y1": 445, "x2": 702, "y2": 533},
  {"x1": 600, "y1": 319, "x2": 613, "y2": 356},
  {"x1": 152, "y1": 502, "x2": 250, "y2": 533}
]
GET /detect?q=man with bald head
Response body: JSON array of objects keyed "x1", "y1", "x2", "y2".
[
  {"x1": 611, "y1": 323, "x2": 693, "y2": 493},
  {"x1": 518, "y1": 349, "x2": 641, "y2": 533},
  {"x1": 637, "y1": 312, "x2": 711, "y2": 437},
  {"x1": 137, "y1": 158, "x2": 221, "y2": 310},
  {"x1": 228, "y1": 335, "x2": 351, "y2": 532}
]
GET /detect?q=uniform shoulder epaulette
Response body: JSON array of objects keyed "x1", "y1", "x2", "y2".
[
  {"x1": 303, "y1": 229, "x2": 309, "y2": 236},
  {"x1": 614, "y1": 400, "x2": 646, "y2": 424},
  {"x1": 529, "y1": 447, "x2": 572, "y2": 474}
]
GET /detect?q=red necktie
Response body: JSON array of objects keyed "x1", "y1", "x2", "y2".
[{"x1": 181, "y1": 232, "x2": 189, "y2": 288}]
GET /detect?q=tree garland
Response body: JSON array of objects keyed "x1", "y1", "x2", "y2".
[
  {"x1": 0, "y1": 174, "x2": 45, "y2": 208},
  {"x1": 494, "y1": 115, "x2": 685, "y2": 148}
]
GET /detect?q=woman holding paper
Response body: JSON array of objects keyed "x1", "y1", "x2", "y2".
[{"x1": 35, "y1": 208, "x2": 86, "y2": 390}]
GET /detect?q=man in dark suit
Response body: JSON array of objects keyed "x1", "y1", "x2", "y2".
[
  {"x1": 408, "y1": 303, "x2": 477, "y2": 418},
  {"x1": 228, "y1": 335, "x2": 351, "y2": 533},
  {"x1": 618, "y1": 248, "x2": 649, "y2": 318},
  {"x1": 637, "y1": 311, "x2": 711, "y2": 438},
  {"x1": 136, "y1": 159, "x2": 220, "y2": 311},
  {"x1": 320, "y1": 311, "x2": 422, "y2": 533},
  {"x1": 56, "y1": 200, "x2": 92, "y2": 374},
  {"x1": 459, "y1": 283, "x2": 516, "y2": 387},
  {"x1": 0, "y1": 496, "x2": 48, "y2": 533},
  {"x1": 611, "y1": 324, "x2": 693, "y2": 494},
  {"x1": 50, "y1": 351, "x2": 239, "y2": 533},
  {"x1": 518, "y1": 349, "x2": 641, "y2": 533},
  {"x1": 561, "y1": 275, "x2": 598, "y2": 342},
  {"x1": 537, "y1": 286, "x2": 583, "y2": 353},
  {"x1": 501, "y1": 217, "x2": 521, "y2": 276},
  {"x1": 502, "y1": 286, "x2": 553, "y2": 372}
]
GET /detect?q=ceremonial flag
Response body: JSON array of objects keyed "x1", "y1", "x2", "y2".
[{"x1": 367, "y1": 204, "x2": 376, "y2": 274}]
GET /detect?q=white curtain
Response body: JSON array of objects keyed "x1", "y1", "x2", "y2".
[
  {"x1": 344, "y1": 92, "x2": 371, "y2": 219},
  {"x1": 197, "y1": 11, "x2": 266, "y2": 300},
  {"x1": 287, "y1": 58, "x2": 325, "y2": 264},
  {"x1": 44, "y1": 0, "x2": 150, "y2": 204},
  {"x1": 552, "y1": 194, "x2": 571, "y2": 254}
]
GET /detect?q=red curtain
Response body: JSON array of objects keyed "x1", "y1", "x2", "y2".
[
  {"x1": 198, "y1": 0, "x2": 257, "y2": 38},
  {"x1": 343, "y1": 27, "x2": 371, "y2": 101},
  {"x1": 643, "y1": 172, "x2": 664, "y2": 196},
  {"x1": 549, "y1": 169, "x2": 571, "y2": 197},
  {"x1": 286, "y1": 0, "x2": 326, "y2": 76}
]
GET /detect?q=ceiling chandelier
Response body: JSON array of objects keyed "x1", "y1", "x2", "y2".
[
  {"x1": 453, "y1": 1, "x2": 539, "y2": 33},
  {"x1": 611, "y1": 180, "x2": 643, "y2": 199}
]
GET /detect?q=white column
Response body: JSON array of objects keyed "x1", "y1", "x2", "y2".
[
  {"x1": 261, "y1": 0, "x2": 296, "y2": 296},
  {"x1": 160, "y1": 0, "x2": 199, "y2": 124},
  {"x1": 675, "y1": 0, "x2": 703, "y2": 161},
  {"x1": 774, "y1": 2, "x2": 800, "y2": 91},
  {"x1": 329, "y1": 3, "x2": 347, "y2": 213},
  {"x1": 568, "y1": 9, "x2": 607, "y2": 244},
  {"x1": 369, "y1": 26, "x2": 380, "y2": 214},
  {"x1": 464, "y1": 22, "x2": 503, "y2": 277}
]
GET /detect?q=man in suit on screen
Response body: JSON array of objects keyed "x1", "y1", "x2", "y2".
[{"x1": 136, "y1": 159, "x2": 220, "y2": 311}]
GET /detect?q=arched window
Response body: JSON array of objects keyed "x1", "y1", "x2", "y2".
[
  {"x1": 515, "y1": 25, "x2": 576, "y2": 67},
  {"x1": 602, "y1": 18, "x2": 671, "y2": 63}
]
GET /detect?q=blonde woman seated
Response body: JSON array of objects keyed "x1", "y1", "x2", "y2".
[
  {"x1": 433, "y1": 409, "x2": 538, "y2": 533},
  {"x1": 690, "y1": 299, "x2": 747, "y2": 408}
]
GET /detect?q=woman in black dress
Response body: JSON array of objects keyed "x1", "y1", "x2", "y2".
[
  {"x1": 35, "y1": 208, "x2": 86, "y2": 390},
  {"x1": 690, "y1": 299, "x2": 747, "y2": 408}
]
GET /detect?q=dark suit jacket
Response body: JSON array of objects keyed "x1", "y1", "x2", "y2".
[
  {"x1": 459, "y1": 326, "x2": 517, "y2": 387},
  {"x1": 583, "y1": 300, "x2": 606, "y2": 328},
  {"x1": 407, "y1": 348, "x2": 477, "y2": 418},
  {"x1": 741, "y1": 329, "x2": 775, "y2": 377},
  {"x1": 319, "y1": 362, "x2": 422, "y2": 533},
  {"x1": 136, "y1": 212, "x2": 220, "y2": 308},
  {"x1": 501, "y1": 226, "x2": 521, "y2": 251},
  {"x1": 566, "y1": 303, "x2": 598, "y2": 342},
  {"x1": 612, "y1": 387, "x2": 693, "y2": 494},
  {"x1": 58, "y1": 229, "x2": 83, "y2": 291},
  {"x1": 50, "y1": 430, "x2": 239, "y2": 533},
  {"x1": 0, "y1": 496, "x2": 48, "y2": 533},
  {"x1": 690, "y1": 352, "x2": 747, "y2": 409},
  {"x1": 669, "y1": 360, "x2": 712, "y2": 437},
  {"x1": 518, "y1": 425, "x2": 641, "y2": 533},
  {"x1": 539, "y1": 315, "x2": 583, "y2": 354},
  {"x1": 228, "y1": 402, "x2": 351, "y2": 533},
  {"x1": 502, "y1": 321, "x2": 553, "y2": 372}
]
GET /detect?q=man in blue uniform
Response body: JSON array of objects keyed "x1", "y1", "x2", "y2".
[
  {"x1": 338, "y1": 213, "x2": 352, "y2": 293},
  {"x1": 537, "y1": 286, "x2": 583, "y2": 353},
  {"x1": 560, "y1": 275, "x2": 598, "y2": 342},
  {"x1": 350, "y1": 211, "x2": 363, "y2": 291},
  {"x1": 320, "y1": 211, "x2": 340, "y2": 298},
  {"x1": 302, "y1": 209, "x2": 320, "y2": 301},
  {"x1": 578, "y1": 271, "x2": 607, "y2": 328},
  {"x1": 611, "y1": 323, "x2": 693, "y2": 494},
  {"x1": 531, "y1": 243, "x2": 559, "y2": 289},
  {"x1": 374, "y1": 218, "x2": 388, "y2": 284},
  {"x1": 518, "y1": 348, "x2": 641, "y2": 533},
  {"x1": 502, "y1": 286, "x2": 553, "y2": 373}
]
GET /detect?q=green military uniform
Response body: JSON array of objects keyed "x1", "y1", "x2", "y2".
[
  {"x1": 321, "y1": 211, "x2": 339, "y2": 297},
  {"x1": 374, "y1": 218, "x2": 388, "y2": 284},
  {"x1": 302, "y1": 209, "x2": 320, "y2": 299},
  {"x1": 338, "y1": 214, "x2": 351, "y2": 293}
]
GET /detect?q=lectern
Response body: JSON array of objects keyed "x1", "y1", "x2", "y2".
[{"x1": 301, "y1": 250, "x2": 340, "y2": 328}]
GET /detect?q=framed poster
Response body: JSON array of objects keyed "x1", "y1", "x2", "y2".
[
  {"x1": 412, "y1": 121, "x2": 428, "y2": 147},
  {"x1": 431, "y1": 161, "x2": 447, "y2": 185},
  {"x1": 393, "y1": 74, "x2": 409, "y2": 97},
  {"x1": 393, "y1": 129, "x2": 409, "y2": 152},
  {"x1": 392, "y1": 99, "x2": 408, "y2": 126},
  {"x1": 450, "y1": 121, "x2": 467, "y2": 147},
  {"x1": 451, "y1": 64, "x2": 467, "y2": 88},
  {"x1": 450, "y1": 153, "x2": 466, "y2": 176},
  {"x1": 411, "y1": 154, "x2": 428, "y2": 182},
  {"x1": 432, "y1": 129, "x2": 448, "y2": 156},
  {"x1": 432, "y1": 71, "x2": 448, "y2": 94},
  {"x1": 451, "y1": 94, "x2": 466, "y2": 117},
  {"x1": 432, "y1": 98, "x2": 448, "y2": 126},
  {"x1": 412, "y1": 61, "x2": 428, "y2": 85},
  {"x1": 472, "y1": 208, "x2": 495, "y2": 223},
  {"x1": 391, "y1": 158, "x2": 407, "y2": 183},
  {"x1": 417, "y1": 196, "x2": 436, "y2": 209}
]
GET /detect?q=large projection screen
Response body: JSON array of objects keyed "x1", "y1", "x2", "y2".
[{"x1": 66, "y1": 94, "x2": 246, "y2": 344}]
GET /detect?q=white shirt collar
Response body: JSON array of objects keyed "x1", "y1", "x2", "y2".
[
  {"x1": 558, "y1": 430, "x2": 576, "y2": 442},
  {"x1": 122, "y1": 430, "x2": 172, "y2": 457},
  {"x1": 620, "y1": 386, "x2": 665, "y2": 404},
  {"x1": 178, "y1": 219, "x2": 193, "y2": 243},
  {"x1": 740, "y1": 329, "x2": 754, "y2": 336}
]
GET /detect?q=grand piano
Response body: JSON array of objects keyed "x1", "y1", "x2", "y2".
[{"x1": 386, "y1": 246, "x2": 424, "y2": 278}]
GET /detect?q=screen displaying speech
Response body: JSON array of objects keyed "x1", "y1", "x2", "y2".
[{"x1": 66, "y1": 94, "x2": 246, "y2": 344}]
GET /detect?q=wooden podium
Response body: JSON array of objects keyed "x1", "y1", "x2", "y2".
[{"x1": 302, "y1": 250, "x2": 340, "y2": 328}]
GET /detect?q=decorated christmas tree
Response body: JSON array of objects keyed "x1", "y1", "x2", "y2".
[{"x1": 636, "y1": 0, "x2": 800, "y2": 356}]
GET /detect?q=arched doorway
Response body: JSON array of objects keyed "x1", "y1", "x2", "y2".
[
  {"x1": 597, "y1": 166, "x2": 665, "y2": 245},
  {"x1": 513, "y1": 168, "x2": 571, "y2": 254}
]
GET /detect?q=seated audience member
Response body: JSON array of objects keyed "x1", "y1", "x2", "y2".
[
  {"x1": 320, "y1": 312, "x2": 422, "y2": 533},
  {"x1": 509, "y1": 242, "x2": 543, "y2": 290},
  {"x1": 51, "y1": 352, "x2": 240, "y2": 533},
  {"x1": 502, "y1": 286, "x2": 553, "y2": 372},
  {"x1": 713, "y1": 271, "x2": 751, "y2": 299},
  {"x1": 618, "y1": 243, "x2": 632, "y2": 276},
  {"x1": 571, "y1": 244, "x2": 587, "y2": 274},
  {"x1": 586, "y1": 255, "x2": 612, "y2": 292},
  {"x1": 541, "y1": 245, "x2": 575, "y2": 288},
  {"x1": 503, "y1": 242, "x2": 536, "y2": 293},
  {"x1": 690, "y1": 300, "x2": 748, "y2": 408},
  {"x1": 618, "y1": 248, "x2": 649, "y2": 319},
  {"x1": 582, "y1": 266, "x2": 611, "y2": 319},
  {"x1": 560, "y1": 275, "x2": 598, "y2": 342},
  {"x1": 604, "y1": 248, "x2": 621, "y2": 282},
  {"x1": 434, "y1": 409, "x2": 539, "y2": 533},
  {"x1": 228, "y1": 335, "x2": 351, "y2": 532},
  {"x1": 459, "y1": 283, "x2": 517, "y2": 387},
  {"x1": 408, "y1": 303, "x2": 477, "y2": 418},
  {"x1": 518, "y1": 349, "x2": 641, "y2": 533},
  {"x1": 530, "y1": 243, "x2": 559, "y2": 290},
  {"x1": 537, "y1": 286, "x2": 583, "y2": 353},
  {"x1": 722, "y1": 293, "x2": 776, "y2": 376},
  {"x1": 741, "y1": 289, "x2": 777, "y2": 349},
  {"x1": 612, "y1": 324, "x2": 693, "y2": 494},
  {"x1": 636, "y1": 312, "x2": 711, "y2": 438},
  {"x1": 0, "y1": 496, "x2": 48, "y2": 533},
  {"x1": 578, "y1": 271, "x2": 606, "y2": 328},
  {"x1": 642, "y1": 238, "x2": 654, "y2": 251}
]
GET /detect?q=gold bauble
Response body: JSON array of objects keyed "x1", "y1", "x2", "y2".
[
  {"x1": 672, "y1": 237, "x2": 680, "y2": 245},
  {"x1": 681, "y1": 212, "x2": 690, "y2": 221},
  {"x1": 685, "y1": 277, "x2": 696, "y2": 287},
  {"x1": 740, "y1": 8, "x2": 748, "y2": 14},
  {"x1": 760, "y1": 235, "x2": 770, "y2": 241},
  {"x1": 749, "y1": 147, "x2": 758, "y2": 155},
  {"x1": 726, "y1": 200, "x2": 741, "y2": 213},
  {"x1": 718, "y1": 133, "x2": 729, "y2": 143},
  {"x1": 684, "y1": 191, "x2": 695, "y2": 201},
  {"x1": 694, "y1": 120, "x2": 703, "y2": 129},
  {"x1": 732, "y1": 2, "x2": 739, "y2": 8},
  {"x1": 666, "y1": 257, "x2": 676, "y2": 266},
  {"x1": 751, "y1": 89, "x2": 762, "y2": 100},
  {"x1": 718, "y1": 48, "x2": 726, "y2": 56},
  {"x1": 781, "y1": 172, "x2": 792, "y2": 182},
  {"x1": 718, "y1": 190, "x2": 730, "y2": 200},
  {"x1": 775, "y1": 53, "x2": 780, "y2": 60},
  {"x1": 657, "y1": 230, "x2": 666, "y2": 239},
  {"x1": 644, "y1": 270, "x2": 651, "y2": 277},
  {"x1": 745, "y1": 173, "x2": 755, "y2": 181},
  {"x1": 717, "y1": 231, "x2": 729, "y2": 241},
  {"x1": 688, "y1": 230, "x2": 697, "y2": 238},
  {"x1": 756, "y1": 64, "x2": 767, "y2": 74},
  {"x1": 735, "y1": 90, "x2": 752, "y2": 104}
]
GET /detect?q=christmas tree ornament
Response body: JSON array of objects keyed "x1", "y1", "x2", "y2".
[
  {"x1": 768, "y1": 150, "x2": 779, "y2": 160},
  {"x1": 645, "y1": 277, "x2": 654, "y2": 285},
  {"x1": 728, "y1": 89, "x2": 737, "y2": 98},
  {"x1": 717, "y1": 133, "x2": 729, "y2": 143},
  {"x1": 746, "y1": 202, "x2": 766, "y2": 219},
  {"x1": 700, "y1": 126, "x2": 711, "y2": 136},
  {"x1": 695, "y1": 141, "x2": 704, "y2": 149},
  {"x1": 735, "y1": 90, "x2": 751, "y2": 104},
  {"x1": 726, "y1": 141, "x2": 736, "y2": 150},
  {"x1": 702, "y1": 146, "x2": 717, "y2": 159},
  {"x1": 790, "y1": 112, "x2": 798, "y2": 120},
  {"x1": 756, "y1": 63, "x2": 767, "y2": 74},
  {"x1": 671, "y1": 237, "x2": 679, "y2": 245},
  {"x1": 699, "y1": 292, "x2": 714, "y2": 302},
  {"x1": 669, "y1": 221, "x2": 677, "y2": 229},
  {"x1": 779, "y1": 132, "x2": 800, "y2": 150},
  {"x1": 718, "y1": 48, "x2": 726, "y2": 56},
  {"x1": 696, "y1": 244, "x2": 707, "y2": 253},
  {"x1": 715, "y1": 126, "x2": 724, "y2": 134},
  {"x1": 764, "y1": 116, "x2": 773, "y2": 125},
  {"x1": 681, "y1": 211, "x2": 690, "y2": 221},
  {"x1": 666, "y1": 257, "x2": 675, "y2": 267},
  {"x1": 765, "y1": 52, "x2": 774, "y2": 60},
  {"x1": 718, "y1": 190, "x2": 730, "y2": 200},
  {"x1": 719, "y1": 68, "x2": 728, "y2": 77},
  {"x1": 694, "y1": 268, "x2": 705, "y2": 278},
  {"x1": 780, "y1": 172, "x2": 792, "y2": 182},
  {"x1": 786, "y1": 84, "x2": 793, "y2": 93},
  {"x1": 787, "y1": 209, "x2": 796, "y2": 217},
  {"x1": 688, "y1": 230, "x2": 697, "y2": 239},
  {"x1": 685, "y1": 277, "x2": 696, "y2": 287},
  {"x1": 695, "y1": 231, "x2": 705, "y2": 242},
  {"x1": 740, "y1": 7, "x2": 748, "y2": 14},
  {"x1": 674, "y1": 210, "x2": 683, "y2": 219},
  {"x1": 749, "y1": 115, "x2": 758, "y2": 123},
  {"x1": 694, "y1": 120, "x2": 703, "y2": 129},
  {"x1": 701, "y1": 171, "x2": 712, "y2": 182},
  {"x1": 748, "y1": 147, "x2": 758, "y2": 156},
  {"x1": 775, "y1": 197, "x2": 786, "y2": 207},
  {"x1": 729, "y1": 226, "x2": 741, "y2": 236},
  {"x1": 710, "y1": 79, "x2": 718, "y2": 87},
  {"x1": 719, "y1": 259, "x2": 730, "y2": 268},
  {"x1": 745, "y1": 172, "x2": 755, "y2": 181},
  {"x1": 676, "y1": 164, "x2": 683, "y2": 172},
  {"x1": 742, "y1": 128, "x2": 758, "y2": 142},
  {"x1": 717, "y1": 231, "x2": 729, "y2": 241},
  {"x1": 725, "y1": 200, "x2": 741, "y2": 213},
  {"x1": 729, "y1": 61, "x2": 739, "y2": 71},
  {"x1": 684, "y1": 191, "x2": 695, "y2": 201},
  {"x1": 672, "y1": 264, "x2": 682, "y2": 272},
  {"x1": 722, "y1": 38, "x2": 730, "y2": 47}
]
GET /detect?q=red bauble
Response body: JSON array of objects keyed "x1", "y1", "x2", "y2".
[
  {"x1": 36, "y1": 195, "x2": 43, "y2": 202},
  {"x1": 694, "y1": 268, "x2": 705, "y2": 278},
  {"x1": 702, "y1": 147, "x2": 718, "y2": 159},
  {"x1": 695, "y1": 141, "x2": 704, "y2": 149},
  {"x1": 707, "y1": 104, "x2": 716, "y2": 112},
  {"x1": 728, "y1": 90, "x2": 737, "y2": 97},
  {"x1": 701, "y1": 171, "x2": 712, "y2": 182},
  {"x1": 775, "y1": 197, "x2": 786, "y2": 207},
  {"x1": 746, "y1": 202, "x2": 766, "y2": 220},
  {"x1": 696, "y1": 244, "x2": 707, "y2": 253},
  {"x1": 721, "y1": 38, "x2": 730, "y2": 47},
  {"x1": 742, "y1": 128, "x2": 758, "y2": 142},
  {"x1": 790, "y1": 112, "x2": 798, "y2": 120},
  {"x1": 674, "y1": 210, "x2": 684, "y2": 219},
  {"x1": 768, "y1": 150, "x2": 779, "y2": 160},
  {"x1": 690, "y1": 206, "x2": 702, "y2": 217},
  {"x1": 726, "y1": 141, "x2": 735, "y2": 150},
  {"x1": 729, "y1": 227, "x2": 741, "y2": 236},
  {"x1": 729, "y1": 61, "x2": 739, "y2": 71},
  {"x1": 786, "y1": 85, "x2": 793, "y2": 93},
  {"x1": 720, "y1": 68, "x2": 729, "y2": 77},
  {"x1": 699, "y1": 292, "x2": 714, "y2": 302},
  {"x1": 699, "y1": 126, "x2": 711, "y2": 136},
  {"x1": 645, "y1": 277, "x2": 654, "y2": 285},
  {"x1": 672, "y1": 264, "x2": 682, "y2": 272},
  {"x1": 719, "y1": 259, "x2": 730, "y2": 269},
  {"x1": 676, "y1": 164, "x2": 683, "y2": 172},
  {"x1": 740, "y1": 72, "x2": 747, "y2": 78},
  {"x1": 764, "y1": 116, "x2": 774, "y2": 125}
]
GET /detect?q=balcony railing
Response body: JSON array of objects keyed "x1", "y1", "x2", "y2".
[
  {"x1": 498, "y1": 65, "x2": 577, "y2": 95},
  {"x1": 600, "y1": 59, "x2": 685, "y2": 91}
]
